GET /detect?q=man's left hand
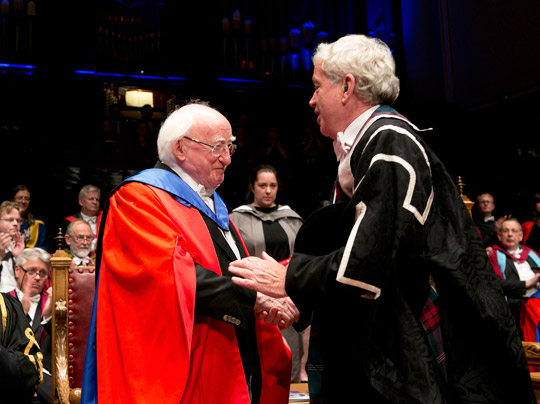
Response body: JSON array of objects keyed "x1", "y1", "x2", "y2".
[{"x1": 229, "y1": 252, "x2": 287, "y2": 298}]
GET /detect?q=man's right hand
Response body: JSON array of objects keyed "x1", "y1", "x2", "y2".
[
  {"x1": 0, "y1": 233, "x2": 12, "y2": 260},
  {"x1": 254, "y1": 293, "x2": 300, "y2": 329},
  {"x1": 526, "y1": 273, "x2": 540, "y2": 289}
]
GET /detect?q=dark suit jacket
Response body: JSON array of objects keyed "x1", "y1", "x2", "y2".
[{"x1": 195, "y1": 214, "x2": 262, "y2": 402}]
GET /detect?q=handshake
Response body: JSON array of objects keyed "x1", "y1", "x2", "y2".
[
  {"x1": 254, "y1": 293, "x2": 299, "y2": 329},
  {"x1": 229, "y1": 252, "x2": 299, "y2": 330}
]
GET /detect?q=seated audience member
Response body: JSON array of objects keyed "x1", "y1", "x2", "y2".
[
  {"x1": 473, "y1": 192, "x2": 508, "y2": 249},
  {"x1": 11, "y1": 185, "x2": 48, "y2": 250},
  {"x1": 489, "y1": 217, "x2": 540, "y2": 336},
  {"x1": 0, "y1": 290, "x2": 44, "y2": 404},
  {"x1": 61, "y1": 185, "x2": 102, "y2": 239},
  {"x1": 65, "y1": 220, "x2": 95, "y2": 266},
  {"x1": 230, "y1": 164, "x2": 308, "y2": 382},
  {"x1": 0, "y1": 201, "x2": 25, "y2": 293},
  {"x1": 13, "y1": 248, "x2": 52, "y2": 404},
  {"x1": 522, "y1": 192, "x2": 540, "y2": 254}
]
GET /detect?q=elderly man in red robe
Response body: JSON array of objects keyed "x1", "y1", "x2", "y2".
[{"x1": 82, "y1": 102, "x2": 297, "y2": 404}]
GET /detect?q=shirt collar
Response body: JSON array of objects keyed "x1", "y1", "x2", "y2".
[
  {"x1": 341, "y1": 105, "x2": 380, "y2": 147},
  {"x1": 15, "y1": 288, "x2": 41, "y2": 303},
  {"x1": 81, "y1": 212, "x2": 97, "y2": 223},
  {"x1": 170, "y1": 165, "x2": 214, "y2": 199}
]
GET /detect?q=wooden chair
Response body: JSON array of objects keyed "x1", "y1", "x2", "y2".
[
  {"x1": 522, "y1": 341, "x2": 540, "y2": 402},
  {"x1": 51, "y1": 230, "x2": 96, "y2": 404},
  {"x1": 456, "y1": 176, "x2": 474, "y2": 217}
]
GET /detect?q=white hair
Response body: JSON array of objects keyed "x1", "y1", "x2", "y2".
[
  {"x1": 157, "y1": 101, "x2": 214, "y2": 168},
  {"x1": 313, "y1": 34, "x2": 400, "y2": 105},
  {"x1": 15, "y1": 247, "x2": 51, "y2": 268}
]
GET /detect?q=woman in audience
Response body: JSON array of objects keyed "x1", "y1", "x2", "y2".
[
  {"x1": 11, "y1": 185, "x2": 48, "y2": 250},
  {"x1": 230, "y1": 164, "x2": 308, "y2": 383}
]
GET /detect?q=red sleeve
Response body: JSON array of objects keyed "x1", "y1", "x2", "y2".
[{"x1": 96, "y1": 182, "x2": 195, "y2": 403}]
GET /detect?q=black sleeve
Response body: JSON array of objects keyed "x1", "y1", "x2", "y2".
[
  {"x1": 194, "y1": 264, "x2": 257, "y2": 330},
  {"x1": 500, "y1": 279, "x2": 527, "y2": 298},
  {"x1": 0, "y1": 294, "x2": 43, "y2": 404}
]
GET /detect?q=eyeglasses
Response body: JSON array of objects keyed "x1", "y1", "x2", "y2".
[
  {"x1": 0, "y1": 218, "x2": 22, "y2": 224},
  {"x1": 500, "y1": 228, "x2": 521, "y2": 234},
  {"x1": 72, "y1": 235, "x2": 94, "y2": 242},
  {"x1": 19, "y1": 266, "x2": 49, "y2": 278},
  {"x1": 183, "y1": 136, "x2": 236, "y2": 157}
]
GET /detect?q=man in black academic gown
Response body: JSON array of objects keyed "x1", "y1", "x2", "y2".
[
  {"x1": 0, "y1": 291, "x2": 44, "y2": 404},
  {"x1": 230, "y1": 34, "x2": 535, "y2": 403}
]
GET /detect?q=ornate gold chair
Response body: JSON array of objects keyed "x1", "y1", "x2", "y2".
[
  {"x1": 521, "y1": 341, "x2": 540, "y2": 402},
  {"x1": 51, "y1": 230, "x2": 96, "y2": 404}
]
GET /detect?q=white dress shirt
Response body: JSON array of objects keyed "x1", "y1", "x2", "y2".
[
  {"x1": 334, "y1": 105, "x2": 379, "y2": 200},
  {"x1": 171, "y1": 165, "x2": 241, "y2": 259}
]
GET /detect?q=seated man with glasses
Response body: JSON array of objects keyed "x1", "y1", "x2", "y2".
[
  {"x1": 11, "y1": 247, "x2": 52, "y2": 403},
  {"x1": 490, "y1": 217, "x2": 540, "y2": 337},
  {"x1": 0, "y1": 201, "x2": 25, "y2": 293},
  {"x1": 64, "y1": 219, "x2": 95, "y2": 266}
]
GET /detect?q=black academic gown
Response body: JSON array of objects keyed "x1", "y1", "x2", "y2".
[
  {"x1": 0, "y1": 292, "x2": 43, "y2": 404},
  {"x1": 286, "y1": 107, "x2": 535, "y2": 404}
]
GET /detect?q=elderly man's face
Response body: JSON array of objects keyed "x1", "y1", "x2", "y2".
[
  {"x1": 15, "y1": 259, "x2": 49, "y2": 297},
  {"x1": 79, "y1": 191, "x2": 100, "y2": 217},
  {"x1": 498, "y1": 220, "x2": 523, "y2": 251},
  {"x1": 176, "y1": 115, "x2": 233, "y2": 192},
  {"x1": 66, "y1": 222, "x2": 94, "y2": 258},
  {"x1": 309, "y1": 61, "x2": 344, "y2": 140}
]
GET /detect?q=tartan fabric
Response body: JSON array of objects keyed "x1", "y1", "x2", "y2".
[{"x1": 419, "y1": 286, "x2": 447, "y2": 381}]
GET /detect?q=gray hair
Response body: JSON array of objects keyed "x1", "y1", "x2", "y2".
[
  {"x1": 79, "y1": 184, "x2": 101, "y2": 199},
  {"x1": 313, "y1": 34, "x2": 400, "y2": 105},
  {"x1": 66, "y1": 219, "x2": 90, "y2": 238},
  {"x1": 15, "y1": 247, "x2": 51, "y2": 268}
]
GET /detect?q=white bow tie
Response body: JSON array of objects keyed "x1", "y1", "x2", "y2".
[{"x1": 333, "y1": 132, "x2": 351, "y2": 162}]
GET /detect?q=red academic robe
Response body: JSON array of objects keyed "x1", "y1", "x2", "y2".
[{"x1": 95, "y1": 182, "x2": 291, "y2": 403}]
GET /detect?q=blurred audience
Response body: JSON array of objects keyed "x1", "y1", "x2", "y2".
[
  {"x1": 489, "y1": 217, "x2": 540, "y2": 337},
  {"x1": 13, "y1": 248, "x2": 52, "y2": 404},
  {"x1": 65, "y1": 220, "x2": 96, "y2": 266},
  {"x1": 473, "y1": 192, "x2": 509, "y2": 249},
  {"x1": 230, "y1": 164, "x2": 308, "y2": 382},
  {"x1": 11, "y1": 185, "x2": 48, "y2": 250},
  {"x1": 0, "y1": 201, "x2": 24, "y2": 293},
  {"x1": 0, "y1": 290, "x2": 44, "y2": 403},
  {"x1": 61, "y1": 185, "x2": 102, "y2": 240},
  {"x1": 522, "y1": 192, "x2": 540, "y2": 254}
]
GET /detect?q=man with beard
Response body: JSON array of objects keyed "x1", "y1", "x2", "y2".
[
  {"x1": 65, "y1": 220, "x2": 95, "y2": 266},
  {"x1": 61, "y1": 185, "x2": 102, "y2": 241}
]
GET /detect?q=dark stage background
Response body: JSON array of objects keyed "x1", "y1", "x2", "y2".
[{"x1": 1, "y1": 0, "x2": 540, "y2": 250}]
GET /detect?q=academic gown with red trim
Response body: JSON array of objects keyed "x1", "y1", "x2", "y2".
[{"x1": 86, "y1": 176, "x2": 290, "y2": 404}]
